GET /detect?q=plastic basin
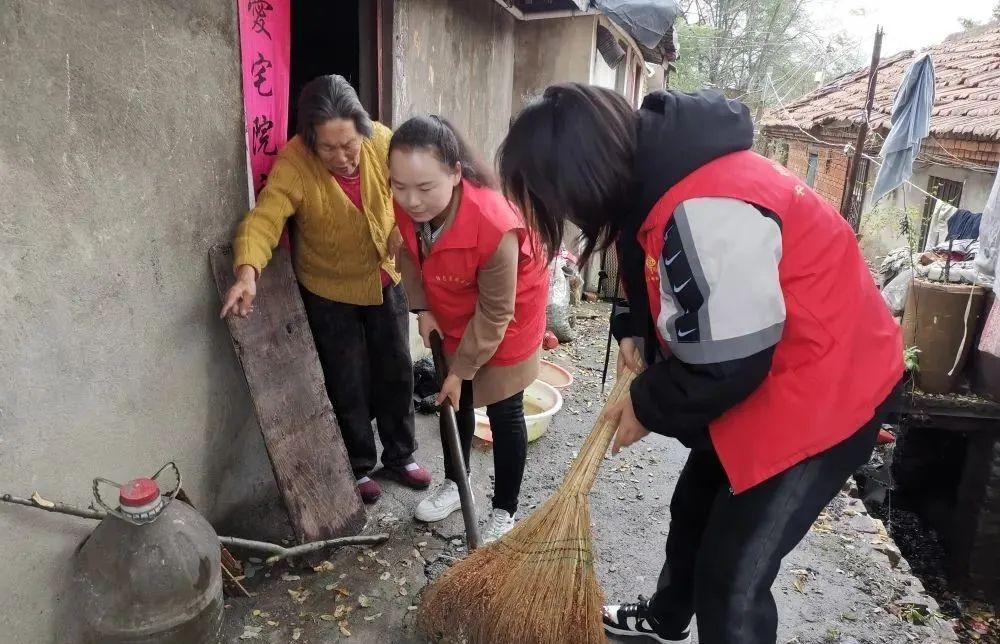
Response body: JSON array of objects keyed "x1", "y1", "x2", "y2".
[
  {"x1": 474, "y1": 379, "x2": 563, "y2": 443},
  {"x1": 538, "y1": 359, "x2": 574, "y2": 389}
]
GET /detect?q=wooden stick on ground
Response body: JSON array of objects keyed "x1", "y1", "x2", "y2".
[
  {"x1": 219, "y1": 534, "x2": 390, "y2": 564},
  {"x1": 1, "y1": 492, "x2": 389, "y2": 564},
  {"x1": 1, "y1": 493, "x2": 105, "y2": 521}
]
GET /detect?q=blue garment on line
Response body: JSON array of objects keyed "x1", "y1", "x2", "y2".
[
  {"x1": 946, "y1": 209, "x2": 982, "y2": 241},
  {"x1": 871, "y1": 54, "x2": 935, "y2": 205}
]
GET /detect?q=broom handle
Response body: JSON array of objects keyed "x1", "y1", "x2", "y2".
[
  {"x1": 429, "y1": 331, "x2": 482, "y2": 550},
  {"x1": 563, "y1": 369, "x2": 636, "y2": 493}
]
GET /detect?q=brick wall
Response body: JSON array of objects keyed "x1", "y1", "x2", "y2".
[
  {"x1": 785, "y1": 139, "x2": 809, "y2": 181},
  {"x1": 763, "y1": 136, "x2": 850, "y2": 210},
  {"x1": 814, "y1": 147, "x2": 850, "y2": 207},
  {"x1": 929, "y1": 137, "x2": 1000, "y2": 166}
]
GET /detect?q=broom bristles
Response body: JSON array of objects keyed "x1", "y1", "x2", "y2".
[{"x1": 418, "y1": 371, "x2": 636, "y2": 644}]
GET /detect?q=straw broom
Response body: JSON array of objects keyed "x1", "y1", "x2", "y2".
[{"x1": 418, "y1": 367, "x2": 637, "y2": 644}]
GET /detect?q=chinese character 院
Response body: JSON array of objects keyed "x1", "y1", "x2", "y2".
[{"x1": 251, "y1": 115, "x2": 277, "y2": 156}]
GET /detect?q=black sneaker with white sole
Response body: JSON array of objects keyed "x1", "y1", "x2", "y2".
[{"x1": 602, "y1": 595, "x2": 691, "y2": 643}]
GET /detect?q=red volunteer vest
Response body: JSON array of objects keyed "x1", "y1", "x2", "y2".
[
  {"x1": 396, "y1": 180, "x2": 549, "y2": 366},
  {"x1": 639, "y1": 151, "x2": 902, "y2": 493}
]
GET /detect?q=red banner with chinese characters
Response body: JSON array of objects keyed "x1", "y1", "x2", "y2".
[{"x1": 238, "y1": 0, "x2": 290, "y2": 196}]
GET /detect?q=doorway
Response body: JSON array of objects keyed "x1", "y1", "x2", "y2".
[{"x1": 287, "y1": 0, "x2": 366, "y2": 137}]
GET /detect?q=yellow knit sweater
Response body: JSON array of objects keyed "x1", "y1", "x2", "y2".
[{"x1": 233, "y1": 122, "x2": 400, "y2": 306}]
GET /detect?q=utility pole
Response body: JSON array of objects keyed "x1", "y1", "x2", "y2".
[{"x1": 840, "y1": 26, "x2": 884, "y2": 231}]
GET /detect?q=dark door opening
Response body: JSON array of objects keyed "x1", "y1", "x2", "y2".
[{"x1": 287, "y1": 1, "x2": 361, "y2": 137}]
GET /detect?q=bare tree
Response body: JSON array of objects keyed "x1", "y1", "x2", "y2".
[{"x1": 671, "y1": 0, "x2": 863, "y2": 111}]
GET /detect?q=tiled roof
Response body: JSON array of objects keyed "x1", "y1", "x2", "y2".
[{"x1": 761, "y1": 27, "x2": 1000, "y2": 140}]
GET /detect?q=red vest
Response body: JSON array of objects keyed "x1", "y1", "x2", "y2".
[
  {"x1": 396, "y1": 180, "x2": 549, "y2": 366},
  {"x1": 639, "y1": 151, "x2": 902, "y2": 493}
]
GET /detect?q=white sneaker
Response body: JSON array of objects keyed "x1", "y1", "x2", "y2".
[
  {"x1": 482, "y1": 509, "x2": 516, "y2": 544},
  {"x1": 415, "y1": 480, "x2": 466, "y2": 522}
]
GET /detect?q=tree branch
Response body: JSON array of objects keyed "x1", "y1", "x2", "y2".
[
  {"x1": 2, "y1": 491, "x2": 390, "y2": 565},
  {"x1": 1, "y1": 493, "x2": 106, "y2": 521},
  {"x1": 219, "y1": 534, "x2": 391, "y2": 564}
]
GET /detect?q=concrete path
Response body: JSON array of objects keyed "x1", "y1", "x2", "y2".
[{"x1": 222, "y1": 305, "x2": 956, "y2": 644}]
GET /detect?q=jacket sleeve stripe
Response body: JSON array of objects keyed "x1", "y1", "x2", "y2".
[{"x1": 656, "y1": 197, "x2": 786, "y2": 365}]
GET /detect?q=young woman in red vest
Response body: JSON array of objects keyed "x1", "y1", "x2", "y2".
[
  {"x1": 498, "y1": 85, "x2": 903, "y2": 643},
  {"x1": 388, "y1": 115, "x2": 548, "y2": 544}
]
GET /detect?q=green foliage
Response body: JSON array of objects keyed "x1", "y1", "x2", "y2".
[
  {"x1": 859, "y1": 201, "x2": 923, "y2": 252},
  {"x1": 669, "y1": 0, "x2": 865, "y2": 109}
]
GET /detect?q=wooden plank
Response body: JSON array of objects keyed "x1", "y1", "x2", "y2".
[{"x1": 210, "y1": 243, "x2": 365, "y2": 542}]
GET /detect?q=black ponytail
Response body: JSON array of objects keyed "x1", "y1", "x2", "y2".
[{"x1": 389, "y1": 115, "x2": 498, "y2": 190}]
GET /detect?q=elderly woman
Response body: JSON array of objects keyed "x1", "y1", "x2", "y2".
[{"x1": 220, "y1": 74, "x2": 430, "y2": 504}]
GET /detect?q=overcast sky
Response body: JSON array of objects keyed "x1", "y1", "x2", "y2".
[{"x1": 812, "y1": 0, "x2": 995, "y2": 55}]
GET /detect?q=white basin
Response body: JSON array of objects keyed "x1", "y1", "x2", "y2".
[{"x1": 474, "y1": 379, "x2": 563, "y2": 443}]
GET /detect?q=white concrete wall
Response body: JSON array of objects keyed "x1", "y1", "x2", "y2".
[
  {"x1": 0, "y1": 2, "x2": 274, "y2": 641},
  {"x1": 861, "y1": 162, "x2": 998, "y2": 261}
]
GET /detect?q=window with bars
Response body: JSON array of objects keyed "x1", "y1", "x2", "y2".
[
  {"x1": 920, "y1": 176, "x2": 964, "y2": 248},
  {"x1": 806, "y1": 153, "x2": 819, "y2": 187}
]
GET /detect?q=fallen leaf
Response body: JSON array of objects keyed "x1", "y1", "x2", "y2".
[
  {"x1": 417, "y1": 542, "x2": 428, "y2": 548},
  {"x1": 380, "y1": 572, "x2": 392, "y2": 581},
  {"x1": 313, "y1": 560, "x2": 335, "y2": 573},
  {"x1": 325, "y1": 584, "x2": 336, "y2": 591},
  {"x1": 287, "y1": 588, "x2": 311, "y2": 604},
  {"x1": 364, "y1": 612, "x2": 384, "y2": 621},
  {"x1": 320, "y1": 614, "x2": 337, "y2": 622},
  {"x1": 793, "y1": 578, "x2": 805, "y2": 594},
  {"x1": 400, "y1": 587, "x2": 408, "y2": 597},
  {"x1": 30, "y1": 492, "x2": 55, "y2": 509},
  {"x1": 239, "y1": 625, "x2": 263, "y2": 640},
  {"x1": 252, "y1": 609, "x2": 262, "y2": 618},
  {"x1": 281, "y1": 573, "x2": 301, "y2": 582},
  {"x1": 292, "y1": 627, "x2": 302, "y2": 641},
  {"x1": 358, "y1": 594, "x2": 374, "y2": 608},
  {"x1": 408, "y1": 605, "x2": 418, "y2": 611},
  {"x1": 339, "y1": 620, "x2": 352, "y2": 637},
  {"x1": 266, "y1": 620, "x2": 278, "y2": 627},
  {"x1": 376, "y1": 558, "x2": 390, "y2": 567}
]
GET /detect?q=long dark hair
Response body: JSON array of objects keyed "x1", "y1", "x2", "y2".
[
  {"x1": 389, "y1": 115, "x2": 498, "y2": 190},
  {"x1": 498, "y1": 83, "x2": 636, "y2": 262},
  {"x1": 297, "y1": 75, "x2": 373, "y2": 151}
]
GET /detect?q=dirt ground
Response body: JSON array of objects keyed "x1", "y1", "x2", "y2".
[{"x1": 221, "y1": 303, "x2": 958, "y2": 644}]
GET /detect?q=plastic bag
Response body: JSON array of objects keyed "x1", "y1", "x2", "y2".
[
  {"x1": 881, "y1": 269, "x2": 912, "y2": 316},
  {"x1": 546, "y1": 252, "x2": 576, "y2": 342}
]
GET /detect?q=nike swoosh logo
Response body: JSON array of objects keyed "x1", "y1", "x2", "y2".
[
  {"x1": 677, "y1": 328, "x2": 696, "y2": 338},
  {"x1": 673, "y1": 278, "x2": 692, "y2": 293},
  {"x1": 664, "y1": 250, "x2": 682, "y2": 266}
]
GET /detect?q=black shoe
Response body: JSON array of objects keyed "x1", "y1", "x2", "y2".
[{"x1": 602, "y1": 595, "x2": 691, "y2": 643}]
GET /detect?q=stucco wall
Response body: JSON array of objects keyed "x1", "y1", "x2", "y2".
[
  {"x1": 511, "y1": 16, "x2": 596, "y2": 116},
  {"x1": 392, "y1": 0, "x2": 515, "y2": 161},
  {"x1": 862, "y1": 163, "x2": 998, "y2": 260},
  {"x1": 0, "y1": 2, "x2": 273, "y2": 641}
]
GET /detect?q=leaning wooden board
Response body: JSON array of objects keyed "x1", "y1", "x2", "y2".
[{"x1": 210, "y1": 243, "x2": 365, "y2": 542}]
